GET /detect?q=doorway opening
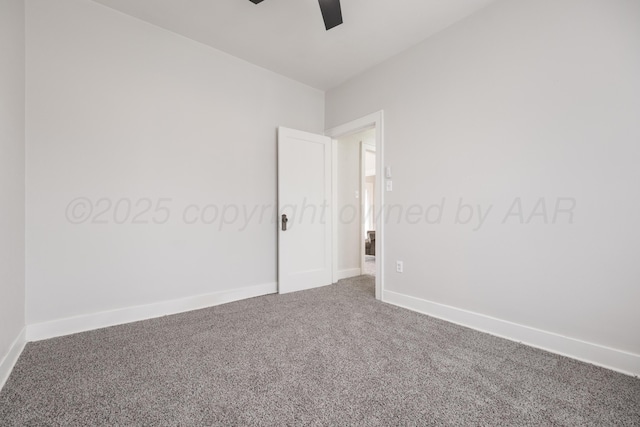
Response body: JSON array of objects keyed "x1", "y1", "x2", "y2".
[
  {"x1": 333, "y1": 128, "x2": 376, "y2": 281},
  {"x1": 326, "y1": 111, "x2": 384, "y2": 300},
  {"x1": 362, "y1": 140, "x2": 377, "y2": 277}
]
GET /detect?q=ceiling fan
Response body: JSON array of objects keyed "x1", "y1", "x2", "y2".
[{"x1": 249, "y1": 0, "x2": 343, "y2": 31}]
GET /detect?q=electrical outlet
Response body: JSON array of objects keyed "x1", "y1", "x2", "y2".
[
  {"x1": 396, "y1": 261, "x2": 404, "y2": 273},
  {"x1": 386, "y1": 180, "x2": 393, "y2": 192}
]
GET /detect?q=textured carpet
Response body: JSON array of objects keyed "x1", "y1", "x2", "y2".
[{"x1": 1, "y1": 276, "x2": 639, "y2": 426}]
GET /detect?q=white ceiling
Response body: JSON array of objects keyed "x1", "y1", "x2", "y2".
[{"x1": 90, "y1": 0, "x2": 496, "y2": 90}]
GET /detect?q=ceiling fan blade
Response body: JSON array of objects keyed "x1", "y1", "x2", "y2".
[
  {"x1": 318, "y1": 0, "x2": 343, "y2": 31},
  {"x1": 249, "y1": 0, "x2": 342, "y2": 31}
]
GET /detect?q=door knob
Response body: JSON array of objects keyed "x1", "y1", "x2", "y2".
[{"x1": 281, "y1": 214, "x2": 289, "y2": 231}]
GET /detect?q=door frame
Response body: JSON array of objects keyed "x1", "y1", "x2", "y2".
[{"x1": 325, "y1": 111, "x2": 384, "y2": 300}]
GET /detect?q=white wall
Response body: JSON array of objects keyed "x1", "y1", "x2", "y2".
[
  {"x1": 364, "y1": 177, "x2": 375, "y2": 232},
  {"x1": 26, "y1": 0, "x2": 324, "y2": 327},
  {"x1": 0, "y1": 0, "x2": 26, "y2": 382},
  {"x1": 364, "y1": 147, "x2": 376, "y2": 232},
  {"x1": 326, "y1": 0, "x2": 640, "y2": 362}
]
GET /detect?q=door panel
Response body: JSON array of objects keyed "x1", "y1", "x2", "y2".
[{"x1": 278, "y1": 127, "x2": 332, "y2": 294}]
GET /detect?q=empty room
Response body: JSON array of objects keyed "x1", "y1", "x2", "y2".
[{"x1": 1, "y1": 0, "x2": 639, "y2": 425}]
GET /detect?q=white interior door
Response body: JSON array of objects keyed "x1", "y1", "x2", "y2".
[{"x1": 278, "y1": 127, "x2": 333, "y2": 294}]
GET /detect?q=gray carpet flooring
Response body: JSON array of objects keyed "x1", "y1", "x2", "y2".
[{"x1": 1, "y1": 276, "x2": 639, "y2": 426}]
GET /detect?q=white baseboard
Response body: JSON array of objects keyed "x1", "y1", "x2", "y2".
[
  {"x1": 383, "y1": 290, "x2": 640, "y2": 377},
  {"x1": 27, "y1": 282, "x2": 278, "y2": 342},
  {"x1": 336, "y1": 268, "x2": 362, "y2": 281},
  {"x1": 0, "y1": 328, "x2": 26, "y2": 392}
]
